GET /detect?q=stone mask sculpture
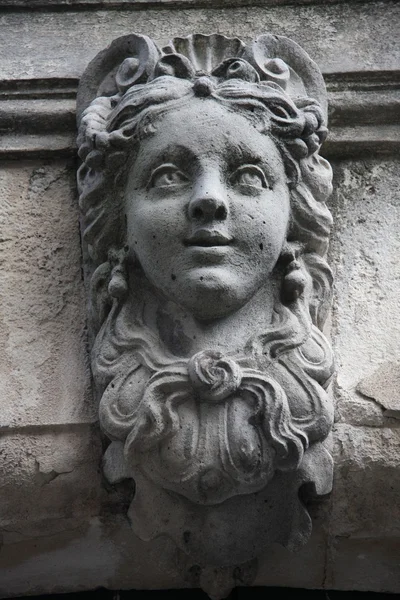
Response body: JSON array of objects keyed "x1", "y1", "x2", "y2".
[{"x1": 77, "y1": 33, "x2": 334, "y2": 597}]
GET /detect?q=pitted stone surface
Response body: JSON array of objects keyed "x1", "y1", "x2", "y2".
[
  {"x1": 76, "y1": 32, "x2": 335, "y2": 596},
  {"x1": 329, "y1": 159, "x2": 400, "y2": 427},
  {"x1": 0, "y1": 161, "x2": 93, "y2": 428},
  {"x1": 0, "y1": 3, "x2": 399, "y2": 80},
  {"x1": 0, "y1": 4, "x2": 399, "y2": 599}
]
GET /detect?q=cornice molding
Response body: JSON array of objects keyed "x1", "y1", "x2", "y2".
[
  {"x1": 0, "y1": 0, "x2": 393, "y2": 11},
  {"x1": 0, "y1": 72, "x2": 399, "y2": 159}
]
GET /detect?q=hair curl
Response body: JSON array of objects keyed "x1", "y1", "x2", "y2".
[
  {"x1": 78, "y1": 73, "x2": 333, "y2": 334},
  {"x1": 77, "y1": 40, "x2": 335, "y2": 498}
]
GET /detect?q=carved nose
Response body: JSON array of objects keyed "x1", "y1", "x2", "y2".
[{"x1": 188, "y1": 194, "x2": 228, "y2": 223}]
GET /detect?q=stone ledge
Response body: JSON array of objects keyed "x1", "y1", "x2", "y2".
[
  {"x1": 0, "y1": 132, "x2": 77, "y2": 159},
  {"x1": 0, "y1": 71, "x2": 399, "y2": 159},
  {"x1": 0, "y1": 0, "x2": 392, "y2": 11}
]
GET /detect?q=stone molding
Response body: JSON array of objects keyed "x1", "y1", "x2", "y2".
[
  {"x1": 1, "y1": 71, "x2": 399, "y2": 159},
  {"x1": 0, "y1": 0, "x2": 393, "y2": 10}
]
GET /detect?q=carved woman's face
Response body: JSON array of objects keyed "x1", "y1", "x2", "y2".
[{"x1": 125, "y1": 98, "x2": 290, "y2": 320}]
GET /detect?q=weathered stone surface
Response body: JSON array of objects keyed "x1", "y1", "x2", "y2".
[
  {"x1": 0, "y1": 426, "x2": 102, "y2": 532},
  {"x1": 358, "y1": 361, "x2": 400, "y2": 417},
  {"x1": 331, "y1": 424, "x2": 400, "y2": 539},
  {"x1": 0, "y1": 153, "x2": 399, "y2": 594},
  {"x1": 328, "y1": 159, "x2": 400, "y2": 428},
  {"x1": 75, "y1": 33, "x2": 335, "y2": 597},
  {"x1": 0, "y1": 2, "x2": 399, "y2": 80},
  {"x1": 0, "y1": 161, "x2": 94, "y2": 428},
  {"x1": 0, "y1": 1, "x2": 399, "y2": 598},
  {"x1": 255, "y1": 522, "x2": 329, "y2": 589},
  {"x1": 326, "y1": 536, "x2": 400, "y2": 592},
  {"x1": 0, "y1": 513, "x2": 189, "y2": 597},
  {"x1": 2, "y1": 73, "x2": 400, "y2": 160}
]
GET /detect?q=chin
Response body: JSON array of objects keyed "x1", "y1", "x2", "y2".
[{"x1": 175, "y1": 270, "x2": 251, "y2": 321}]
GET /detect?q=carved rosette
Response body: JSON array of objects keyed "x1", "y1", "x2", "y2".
[{"x1": 77, "y1": 32, "x2": 335, "y2": 598}]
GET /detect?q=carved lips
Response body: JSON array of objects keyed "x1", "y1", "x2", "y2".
[{"x1": 185, "y1": 228, "x2": 233, "y2": 248}]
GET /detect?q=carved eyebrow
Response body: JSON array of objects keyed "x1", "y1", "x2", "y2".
[
  {"x1": 226, "y1": 143, "x2": 279, "y2": 186},
  {"x1": 155, "y1": 144, "x2": 196, "y2": 163},
  {"x1": 226, "y1": 139, "x2": 270, "y2": 165},
  {"x1": 140, "y1": 144, "x2": 198, "y2": 178}
]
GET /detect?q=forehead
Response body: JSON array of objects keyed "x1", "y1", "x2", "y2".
[{"x1": 134, "y1": 98, "x2": 281, "y2": 166}]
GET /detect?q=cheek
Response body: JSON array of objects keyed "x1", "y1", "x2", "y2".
[
  {"x1": 126, "y1": 201, "x2": 183, "y2": 273},
  {"x1": 262, "y1": 201, "x2": 290, "y2": 246},
  {"x1": 254, "y1": 202, "x2": 289, "y2": 272},
  {"x1": 237, "y1": 192, "x2": 290, "y2": 255},
  {"x1": 126, "y1": 201, "x2": 155, "y2": 264},
  {"x1": 127, "y1": 201, "x2": 163, "y2": 244}
]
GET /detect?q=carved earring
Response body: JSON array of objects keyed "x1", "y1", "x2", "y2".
[
  {"x1": 279, "y1": 244, "x2": 307, "y2": 303},
  {"x1": 108, "y1": 246, "x2": 130, "y2": 300},
  {"x1": 282, "y1": 258, "x2": 307, "y2": 302}
]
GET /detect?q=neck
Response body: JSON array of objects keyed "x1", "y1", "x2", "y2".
[{"x1": 138, "y1": 281, "x2": 279, "y2": 358}]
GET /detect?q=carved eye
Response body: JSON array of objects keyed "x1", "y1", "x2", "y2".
[
  {"x1": 234, "y1": 165, "x2": 269, "y2": 190},
  {"x1": 150, "y1": 164, "x2": 188, "y2": 188},
  {"x1": 269, "y1": 105, "x2": 291, "y2": 120}
]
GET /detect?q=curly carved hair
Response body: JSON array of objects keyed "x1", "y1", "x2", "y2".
[
  {"x1": 77, "y1": 71, "x2": 333, "y2": 333},
  {"x1": 77, "y1": 39, "x2": 336, "y2": 494}
]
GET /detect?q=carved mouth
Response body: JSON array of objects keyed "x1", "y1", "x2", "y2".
[{"x1": 185, "y1": 230, "x2": 233, "y2": 247}]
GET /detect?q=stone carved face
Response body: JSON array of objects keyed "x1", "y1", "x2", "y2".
[
  {"x1": 125, "y1": 99, "x2": 290, "y2": 320},
  {"x1": 77, "y1": 33, "x2": 335, "y2": 593}
]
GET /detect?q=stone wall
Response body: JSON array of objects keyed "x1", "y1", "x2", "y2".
[{"x1": 1, "y1": 1, "x2": 399, "y2": 596}]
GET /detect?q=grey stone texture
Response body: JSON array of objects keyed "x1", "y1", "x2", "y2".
[
  {"x1": 0, "y1": 1, "x2": 400, "y2": 598},
  {"x1": 0, "y1": 162, "x2": 93, "y2": 428},
  {"x1": 1, "y1": 3, "x2": 400, "y2": 81},
  {"x1": 76, "y1": 36, "x2": 335, "y2": 595}
]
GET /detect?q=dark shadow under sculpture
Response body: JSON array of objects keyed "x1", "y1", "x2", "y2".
[{"x1": 77, "y1": 32, "x2": 334, "y2": 599}]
